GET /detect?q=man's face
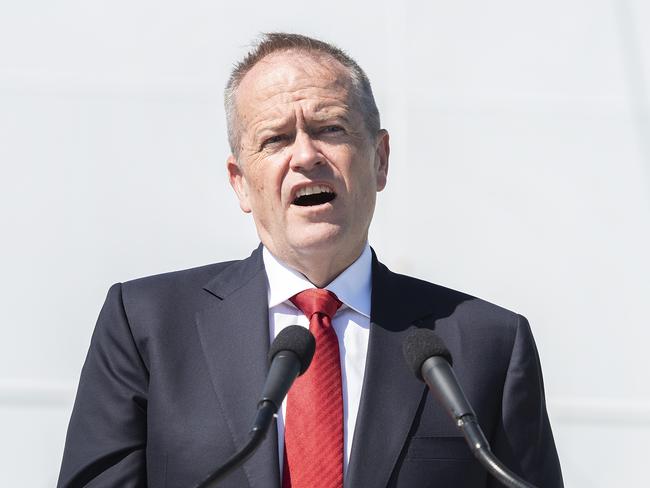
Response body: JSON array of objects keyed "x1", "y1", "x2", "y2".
[{"x1": 227, "y1": 51, "x2": 389, "y2": 270}]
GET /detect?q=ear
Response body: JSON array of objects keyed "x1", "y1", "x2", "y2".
[
  {"x1": 227, "y1": 155, "x2": 252, "y2": 213},
  {"x1": 374, "y1": 129, "x2": 390, "y2": 192}
]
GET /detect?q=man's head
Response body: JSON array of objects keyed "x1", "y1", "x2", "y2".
[{"x1": 226, "y1": 33, "x2": 389, "y2": 286}]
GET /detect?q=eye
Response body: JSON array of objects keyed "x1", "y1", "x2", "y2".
[
  {"x1": 321, "y1": 125, "x2": 345, "y2": 134},
  {"x1": 260, "y1": 134, "x2": 286, "y2": 149}
]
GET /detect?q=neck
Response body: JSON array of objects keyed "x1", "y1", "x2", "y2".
[{"x1": 269, "y1": 243, "x2": 366, "y2": 288}]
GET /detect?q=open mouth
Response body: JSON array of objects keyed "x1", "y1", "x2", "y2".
[{"x1": 292, "y1": 185, "x2": 336, "y2": 207}]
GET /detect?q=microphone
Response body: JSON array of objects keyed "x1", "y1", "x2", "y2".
[
  {"x1": 252, "y1": 325, "x2": 316, "y2": 433},
  {"x1": 403, "y1": 329, "x2": 537, "y2": 488},
  {"x1": 195, "y1": 325, "x2": 315, "y2": 488}
]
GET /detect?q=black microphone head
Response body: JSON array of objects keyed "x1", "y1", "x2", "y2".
[
  {"x1": 268, "y1": 325, "x2": 316, "y2": 375},
  {"x1": 402, "y1": 329, "x2": 453, "y2": 380}
]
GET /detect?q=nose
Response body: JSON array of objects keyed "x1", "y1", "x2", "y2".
[{"x1": 289, "y1": 130, "x2": 322, "y2": 172}]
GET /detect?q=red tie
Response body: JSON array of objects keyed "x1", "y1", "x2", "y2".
[{"x1": 282, "y1": 288, "x2": 344, "y2": 488}]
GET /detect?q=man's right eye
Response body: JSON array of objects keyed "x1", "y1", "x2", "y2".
[{"x1": 261, "y1": 135, "x2": 285, "y2": 148}]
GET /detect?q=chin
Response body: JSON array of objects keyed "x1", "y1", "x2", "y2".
[{"x1": 290, "y1": 224, "x2": 347, "y2": 255}]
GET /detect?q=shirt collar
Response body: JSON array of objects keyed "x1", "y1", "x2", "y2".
[{"x1": 263, "y1": 244, "x2": 372, "y2": 318}]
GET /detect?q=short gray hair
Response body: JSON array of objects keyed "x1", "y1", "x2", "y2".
[{"x1": 225, "y1": 32, "x2": 381, "y2": 156}]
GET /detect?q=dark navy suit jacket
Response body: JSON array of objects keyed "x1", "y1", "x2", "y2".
[{"x1": 58, "y1": 247, "x2": 563, "y2": 487}]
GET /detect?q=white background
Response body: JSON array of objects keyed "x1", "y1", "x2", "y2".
[{"x1": 1, "y1": 1, "x2": 649, "y2": 486}]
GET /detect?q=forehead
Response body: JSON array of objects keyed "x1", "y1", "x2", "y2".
[{"x1": 235, "y1": 51, "x2": 355, "y2": 125}]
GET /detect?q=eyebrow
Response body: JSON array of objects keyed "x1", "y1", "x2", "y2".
[
  {"x1": 309, "y1": 111, "x2": 351, "y2": 124},
  {"x1": 310, "y1": 102, "x2": 352, "y2": 120},
  {"x1": 255, "y1": 116, "x2": 295, "y2": 135},
  {"x1": 255, "y1": 110, "x2": 351, "y2": 134}
]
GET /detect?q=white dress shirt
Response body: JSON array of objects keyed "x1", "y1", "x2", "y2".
[{"x1": 263, "y1": 245, "x2": 371, "y2": 476}]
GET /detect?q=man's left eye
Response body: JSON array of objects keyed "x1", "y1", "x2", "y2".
[{"x1": 321, "y1": 125, "x2": 344, "y2": 134}]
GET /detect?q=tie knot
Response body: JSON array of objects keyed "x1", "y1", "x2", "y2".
[{"x1": 290, "y1": 288, "x2": 342, "y2": 319}]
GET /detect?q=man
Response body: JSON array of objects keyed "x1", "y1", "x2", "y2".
[{"x1": 58, "y1": 33, "x2": 563, "y2": 487}]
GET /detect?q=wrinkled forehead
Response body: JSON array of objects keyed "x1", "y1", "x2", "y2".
[{"x1": 235, "y1": 50, "x2": 356, "y2": 118}]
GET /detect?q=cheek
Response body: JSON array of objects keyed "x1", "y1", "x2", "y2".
[
  {"x1": 247, "y1": 176, "x2": 284, "y2": 214},
  {"x1": 351, "y1": 168, "x2": 379, "y2": 209},
  {"x1": 254, "y1": 156, "x2": 288, "y2": 198},
  {"x1": 245, "y1": 166, "x2": 269, "y2": 197}
]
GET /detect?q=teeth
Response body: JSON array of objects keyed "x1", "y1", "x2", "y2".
[{"x1": 295, "y1": 185, "x2": 333, "y2": 198}]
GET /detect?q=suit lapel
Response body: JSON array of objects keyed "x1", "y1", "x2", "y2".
[
  {"x1": 195, "y1": 246, "x2": 280, "y2": 488},
  {"x1": 346, "y1": 254, "x2": 435, "y2": 488}
]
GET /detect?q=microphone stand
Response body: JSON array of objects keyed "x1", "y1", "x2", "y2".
[
  {"x1": 421, "y1": 355, "x2": 538, "y2": 488},
  {"x1": 193, "y1": 348, "x2": 306, "y2": 487},
  {"x1": 193, "y1": 401, "x2": 276, "y2": 488},
  {"x1": 457, "y1": 415, "x2": 536, "y2": 488}
]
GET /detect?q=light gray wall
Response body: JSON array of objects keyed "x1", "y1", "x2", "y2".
[{"x1": 1, "y1": 1, "x2": 649, "y2": 486}]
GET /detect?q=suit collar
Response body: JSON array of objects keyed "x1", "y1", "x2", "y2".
[
  {"x1": 196, "y1": 245, "x2": 280, "y2": 488},
  {"x1": 202, "y1": 244, "x2": 267, "y2": 300},
  {"x1": 346, "y1": 250, "x2": 440, "y2": 488}
]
